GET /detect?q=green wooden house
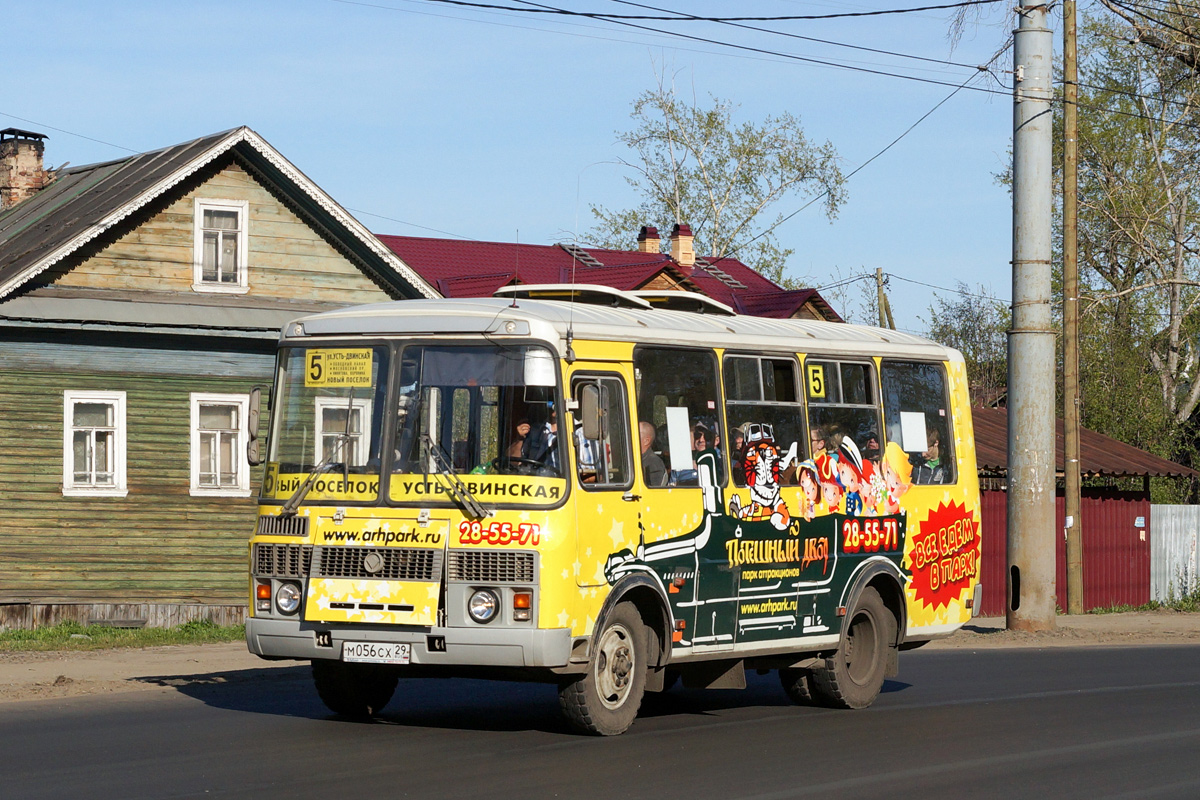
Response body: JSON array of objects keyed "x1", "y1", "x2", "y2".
[{"x1": 0, "y1": 127, "x2": 437, "y2": 629}]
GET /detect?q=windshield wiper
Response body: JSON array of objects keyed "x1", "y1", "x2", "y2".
[
  {"x1": 421, "y1": 434, "x2": 494, "y2": 519},
  {"x1": 281, "y1": 390, "x2": 357, "y2": 517},
  {"x1": 279, "y1": 433, "x2": 350, "y2": 517}
]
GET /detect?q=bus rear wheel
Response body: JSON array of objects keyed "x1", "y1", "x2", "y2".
[
  {"x1": 810, "y1": 587, "x2": 892, "y2": 709},
  {"x1": 559, "y1": 602, "x2": 646, "y2": 735},
  {"x1": 312, "y1": 659, "x2": 398, "y2": 719}
]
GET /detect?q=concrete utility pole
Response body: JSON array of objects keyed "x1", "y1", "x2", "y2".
[
  {"x1": 1008, "y1": 0, "x2": 1057, "y2": 631},
  {"x1": 1063, "y1": 0, "x2": 1084, "y2": 615}
]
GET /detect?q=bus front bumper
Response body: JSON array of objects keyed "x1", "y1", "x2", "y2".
[{"x1": 246, "y1": 616, "x2": 574, "y2": 668}]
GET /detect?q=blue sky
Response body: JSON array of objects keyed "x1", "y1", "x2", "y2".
[{"x1": 8, "y1": 0, "x2": 1025, "y2": 332}]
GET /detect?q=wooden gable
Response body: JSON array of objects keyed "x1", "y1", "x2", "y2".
[
  {"x1": 637, "y1": 269, "x2": 688, "y2": 292},
  {"x1": 51, "y1": 161, "x2": 393, "y2": 306}
]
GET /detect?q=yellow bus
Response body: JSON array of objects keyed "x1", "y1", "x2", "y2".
[{"x1": 246, "y1": 284, "x2": 982, "y2": 735}]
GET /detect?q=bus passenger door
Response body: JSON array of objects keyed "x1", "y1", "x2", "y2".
[{"x1": 569, "y1": 372, "x2": 641, "y2": 599}]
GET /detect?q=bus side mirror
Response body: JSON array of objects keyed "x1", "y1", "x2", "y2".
[
  {"x1": 579, "y1": 384, "x2": 602, "y2": 440},
  {"x1": 247, "y1": 386, "x2": 266, "y2": 466}
]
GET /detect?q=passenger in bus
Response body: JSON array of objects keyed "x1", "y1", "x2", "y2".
[
  {"x1": 639, "y1": 421, "x2": 667, "y2": 487},
  {"x1": 809, "y1": 426, "x2": 828, "y2": 460},
  {"x1": 911, "y1": 426, "x2": 947, "y2": 484},
  {"x1": 861, "y1": 431, "x2": 881, "y2": 463}
]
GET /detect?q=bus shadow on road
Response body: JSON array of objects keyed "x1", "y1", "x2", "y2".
[{"x1": 133, "y1": 668, "x2": 914, "y2": 732}]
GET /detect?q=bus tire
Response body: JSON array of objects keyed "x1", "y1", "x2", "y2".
[
  {"x1": 810, "y1": 587, "x2": 891, "y2": 709},
  {"x1": 312, "y1": 659, "x2": 398, "y2": 719},
  {"x1": 558, "y1": 602, "x2": 646, "y2": 735},
  {"x1": 778, "y1": 668, "x2": 816, "y2": 705}
]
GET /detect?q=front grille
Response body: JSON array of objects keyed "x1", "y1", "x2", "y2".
[
  {"x1": 313, "y1": 546, "x2": 441, "y2": 581},
  {"x1": 448, "y1": 550, "x2": 535, "y2": 583},
  {"x1": 257, "y1": 515, "x2": 310, "y2": 537},
  {"x1": 254, "y1": 543, "x2": 312, "y2": 578}
]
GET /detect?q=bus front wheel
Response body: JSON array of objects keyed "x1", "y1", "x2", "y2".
[
  {"x1": 809, "y1": 587, "x2": 892, "y2": 709},
  {"x1": 559, "y1": 602, "x2": 647, "y2": 735},
  {"x1": 312, "y1": 659, "x2": 398, "y2": 719}
]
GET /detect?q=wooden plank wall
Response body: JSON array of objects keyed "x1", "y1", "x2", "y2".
[
  {"x1": 0, "y1": 348, "x2": 273, "y2": 610},
  {"x1": 52, "y1": 161, "x2": 394, "y2": 306}
]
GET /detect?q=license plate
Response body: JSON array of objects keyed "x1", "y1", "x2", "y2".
[{"x1": 342, "y1": 641, "x2": 411, "y2": 664}]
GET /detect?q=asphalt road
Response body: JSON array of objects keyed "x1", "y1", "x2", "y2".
[{"x1": 6, "y1": 645, "x2": 1200, "y2": 800}]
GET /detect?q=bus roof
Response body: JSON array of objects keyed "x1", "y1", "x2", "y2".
[{"x1": 285, "y1": 286, "x2": 960, "y2": 362}]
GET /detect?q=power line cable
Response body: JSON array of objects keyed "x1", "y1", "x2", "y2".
[
  {"x1": 607, "y1": 0, "x2": 991, "y2": 70},
  {"x1": 724, "y1": 52, "x2": 1006, "y2": 264},
  {"x1": 345, "y1": 207, "x2": 480, "y2": 239},
  {"x1": 333, "y1": 0, "x2": 999, "y2": 78},
  {"x1": 415, "y1": 0, "x2": 1005, "y2": 21},
  {"x1": 885, "y1": 272, "x2": 1010, "y2": 303},
  {"x1": 0, "y1": 112, "x2": 138, "y2": 154},
  {"x1": 499, "y1": 0, "x2": 1009, "y2": 94}
]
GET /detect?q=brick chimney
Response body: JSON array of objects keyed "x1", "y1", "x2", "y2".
[
  {"x1": 636, "y1": 225, "x2": 660, "y2": 254},
  {"x1": 669, "y1": 223, "x2": 695, "y2": 267},
  {"x1": 1, "y1": 128, "x2": 50, "y2": 211}
]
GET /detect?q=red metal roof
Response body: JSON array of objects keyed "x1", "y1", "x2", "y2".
[
  {"x1": 971, "y1": 406, "x2": 1197, "y2": 479},
  {"x1": 375, "y1": 234, "x2": 840, "y2": 321}
]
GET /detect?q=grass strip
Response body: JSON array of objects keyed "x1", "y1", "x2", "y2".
[{"x1": 0, "y1": 619, "x2": 245, "y2": 652}]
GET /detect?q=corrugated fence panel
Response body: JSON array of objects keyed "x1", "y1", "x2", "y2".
[
  {"x1": 1150, "y1": 505, "x2": 1200, "y2": 602},
  {"x1": 1076, "y1": 491, "x2": 1150, "y2": 610},
  {"x1": 981, "y1": 490, "x2": 1007, "y2": 616},
  {"x1": 982, "y1": 489, "x2": 1149, "y2": 614}
]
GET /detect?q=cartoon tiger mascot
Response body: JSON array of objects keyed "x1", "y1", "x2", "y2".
[{"x1": 729, "y1": 438, "x2": 798, "y2": 531}]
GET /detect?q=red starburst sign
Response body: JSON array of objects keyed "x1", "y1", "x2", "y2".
[{"x1": 910, "y1": 500, "x2": 981, "y2": 612}]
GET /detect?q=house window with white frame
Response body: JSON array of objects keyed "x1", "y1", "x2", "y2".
[
  {"x1": 191, "y1": 393, "x2": 250, "y2": 496},
  {"x1": 193, "y1": 198, "x2": 249, "y2": 292},
  {"x1": 63, "y1": 391, "x2": 127, "y2": 497},
  {"x1": 315, "y1": 397, "x2": 373, "y2": 467}
]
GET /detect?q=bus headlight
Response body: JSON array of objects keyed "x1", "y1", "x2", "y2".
[
  {"x1": 468, "y1": 589, "x2": 499, "y2": 624},
  {"x1": 276, "y1": 582, "x2": 302, "y2": 615}
]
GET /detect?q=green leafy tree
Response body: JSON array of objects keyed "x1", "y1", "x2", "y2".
[
  {"x1": 1070, "y1": 13, "x2": 1200, "y2": 466},
  {"x1": 922, "y1": 282, "x2": 1010, "y2": 406},
  {"x1": 587, "y1": 80, "x2": 846, "y2": 285}
]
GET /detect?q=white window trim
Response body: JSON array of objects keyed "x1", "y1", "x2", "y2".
[
  {"x1": 63, "y1": 390, "x2": 128, "y2": 497},
  {"x1": 190, "y1": 392, "x2": 251, "y2": 497},
  {"x1": 315, "y1": 397, "x2": 374, "y2": 466},
  {"x1": 192, "y1": 197, "x2": 250, "y2": 293}
]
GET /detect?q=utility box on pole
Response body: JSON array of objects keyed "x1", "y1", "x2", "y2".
[{"x1": 1008, "y1": 0, "x2": 1057, "y2": 631}]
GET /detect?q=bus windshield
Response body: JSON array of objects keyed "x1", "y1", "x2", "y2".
[
  {"x1": 391, "y1": 343, "x2": 561, "y2": 479},
  {"x1": 263, "y1": 345, "x2": 391, "y2": 503}
]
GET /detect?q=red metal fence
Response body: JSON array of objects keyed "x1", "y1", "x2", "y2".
[{"x1": 978, "y1": 489, "x2": 1150, "y2": 616}]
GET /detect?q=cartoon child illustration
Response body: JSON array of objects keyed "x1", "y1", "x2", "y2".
[
  {"x1": 836, "y1": 438, "x2": 869, "y2": 517},
  {"x1": 816, "y1": 451, "x2": 844, "y2": 514},
  {"x1": 729, "y1": 430, "x2": 798, "y2": 531},
  {"x1": 879, "y1": 441, "x2": 914, "y2": 515},
  {"x1": 797, "y1": 459, "x2": 821, "y2": 521}
]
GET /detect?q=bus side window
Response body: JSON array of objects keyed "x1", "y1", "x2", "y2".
[
  {"x1": 806, "y1": 359, "x2": 882, "y2": 467},
  {"x1": 880, "y1": 361, "x2": 955, "y2": 485},
  {"x1": 723, "y1": 355, "x2": 805, "y2": 487},
  {"x1": 634, "y1": 347, "x2": 723, "y2": 487}
]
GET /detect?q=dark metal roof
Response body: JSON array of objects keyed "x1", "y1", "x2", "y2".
[
  {"x1": 971, "y1": 406, "x2": 1197, "y2": 479},
  {"x1": 0, "y1": 127, "x2": 436, "y2": 302}
]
